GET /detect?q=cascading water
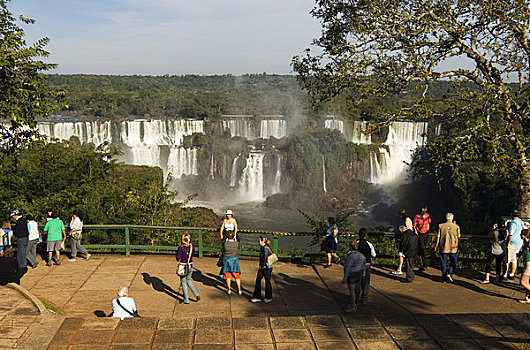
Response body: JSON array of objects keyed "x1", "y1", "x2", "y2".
[
  {"x1": 229, "y1": 155, "x2": 240, "y2": 188},
  {"x1": 260, "y1": 119, "x2": 287, "y2": 139},
  {"x1": 270, "y1": 154, "x2": 282, "y2": 195},
  {"x1": 167, "y1": 147, "x2": 198, "y2": 178},
  {"x1": 209, "y1": 154, "x2": 215, "y2": 180},
  {"x1": 222, "y1": 119, "x2": 254, "y2": 139},
  {"x1": 238, "y1": 152, "x2": 265, "y2": 202},
  {"x1": 350, "y1": 121, "x2": 372, "y2": 145},
  {"x1": 325, "y1": 118, "x2": 345, "y2": 135},
  {"x1": 322, "y1": 155, "x2": 327, "y2": 193},
  {"x1": 37, "y1": 121, "x2": 113, "y2": 146}
]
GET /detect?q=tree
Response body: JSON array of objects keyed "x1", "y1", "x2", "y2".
[
  {"x1": 0, "y1": 0, "x2": 65, "y2": 153},
  {"x1": 293, "y1": 1, "x2": 530, "y2": 217}
]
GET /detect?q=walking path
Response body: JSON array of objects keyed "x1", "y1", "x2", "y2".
[{"x1": 0, "y1": 254, "x2": 528, "y2": 349}]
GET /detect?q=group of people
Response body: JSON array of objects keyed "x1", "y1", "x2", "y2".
[{"x1": 0, "y1": 209, "x2": 91, "y2": 285}]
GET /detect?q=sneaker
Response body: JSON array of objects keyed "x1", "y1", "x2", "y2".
[
  {"x1": 264, "y1": 299, "x2": 272, "y2": 303},
  {"x1": 391, "y1": 270, "x2": 403, "y2": 275},
  {"x1": 480, "y1": 280, "x2": 490, "y2": 284},
  {"x1": 85, "y1": 253, "x2": 91, "y2": 261},
  {"x1": 54, "y1": 260, "x2": 61, "y2": 266},
  {"x1": 227, "y1": 289, "x2": 231, "y2": 295},
  {"x1": 250, "y1": 298, "x2": 262, "y2": 303},
  {"x1": 46, "y1": 261, "x2": 52, "y2": 267},
  {"x1": 508, "y1": 274, "x2": 515, "y2": 280},
  {"x1": 196, "y1": 296, "x2": 201, "y2": 302},
  {"x1": 68, "y1": 258, "x2": 77, "y2": 262},
  {"x1": 447, "y1": 275, "x2": 454, "y2": 283},
  {"x1": 238, "y1": 290, "x2": 242, "y2": 295},
  {"x1": 323, "y1": 264, "x2": 331, "y2": 269},
  {"x1": 345, "y1": 306, "x2": 357, "y2": 313},
  {"x1": 419, "y1": 266, "x2": 426, "y2": 272},
  {"x1": 31, "y1": 263, "x2": 38, "y2": 268},
  {"x1": 518, "y1": 298, "x2": 530, "y2": 304}
]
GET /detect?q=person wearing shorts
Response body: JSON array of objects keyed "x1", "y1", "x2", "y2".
[
  {"x1": 342, "y1": 240, "x2": 366, "y2": 313},
  {"x1": 505, "y1": 210, "x2": 524, "y2": 280},
  {"x1": 519, "y1": 230, "x2": 530, "y2": 303},
  {"x1": 43, "y1": 212, "x2": 66, "y2": 266}
]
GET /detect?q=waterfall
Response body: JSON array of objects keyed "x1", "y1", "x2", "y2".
[
  {"x1": 270, "y1": 154, "x2": 282, "y2": 195},
  {"x1": 37, "y1": 121, "x2": 113, "y2": 146},
  {"x1": 325, "y1": 119, "x2": 344, "y2": 134},
  {"x1": 209, "y1": 154, "x2": 215, "y2": 180},
  {"x1": 167, "y1": 147, "x2": 198, "y2": 178},
  {"x1": 229, "y1": 155, "x2": 240, "y2": 188},
  {"x1": 322, "y1": 155, "x2": 327, "y2": 193},
  {"x1": 222, "y1": 119, "x2": 254, "y2": 139},
  {"x1": 260, "y1": 119, "x2": 287, "y2": 139},
  {"x1": 351, "y1": 121, "x2": 372, "y2": 145},
  {"x1": 238, "y1": 152, "x2": 265, "y2": 201}
]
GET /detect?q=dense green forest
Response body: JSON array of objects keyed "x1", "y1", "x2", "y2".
[{"x1": 46, "y1": 74, "x2": 459, "y2": 122}]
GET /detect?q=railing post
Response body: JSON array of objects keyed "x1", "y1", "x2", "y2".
[
  {"x1": 125, "y1": 227, "x2": 130, "y2": 256},
  {"x1": 273, "y1": 234, "x2": 279, "y2": 255},
  {"x1": 198, "y1": 229, "x2": 203, "y2": 258}
]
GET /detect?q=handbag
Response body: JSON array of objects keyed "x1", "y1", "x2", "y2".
[
  {"x1": 116, "y1": 298, "x2": 140, "y2": 317},
  {"x1": 177, "y1": 244, "x2": 193, "y2": 277},
  {"x1": 266, "y1": 247, "x2": 278, "y2": 266},
  {"x1": 70, "y1": 229, "x2": 82, "y2": 240}
]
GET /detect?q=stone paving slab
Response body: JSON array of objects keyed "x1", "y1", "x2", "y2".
[{"x1": 1, "y1": 254, "x2": 530, "y2": 348}]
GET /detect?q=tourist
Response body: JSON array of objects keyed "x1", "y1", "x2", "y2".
[
  {"x1": 26, "y1": 215, "x2": 40, "y2": 268},
  {"x1": 251, "y1": 236, "x2": 274, "y2": 303},
  {"x1": 519, "y1": 229, "x2": 530, "y2": 303},
  {"x1": 112, "y1": 286, "x2": 139, "y2": 319},
  {"x1": 0, "y1": 247, "x2": 26, "y2": 285},
  {"x1": 413, "y1": 205, "x2": 431, "y2": 271},
  {"x1": 504, "y1": 210, "x2": 524, "y2": 280},
  {"x1": 480, "y1": 219, "x2": 506, "y2": 284},
  {"x1": 356, "y1": 228, "x2": 376, "y2": 303},
  {"x1": 43, "y1": 212, "x2": 66, "y2": 266},
  {"x1": 176, "y1": 234, "x2": 200, "y2": 304},
  {"x1": 68, "y1": 211, "x2": 91, "y2": 262},
  {"x1": 342, "y1": 240, "x2": 366, "y2": 313},
  {"x1": 392, "y1": 209, "x2": 413, "y2": 275},
  {"x1": 219, "y1": 230, "x2": 242, "y2": 295},
  {"x1": 434, "y1": 213, "x2": 460, "y2": 283},
  {"x1": 220, "y1": 210, "x2": 239, "y2": 241},
  {"x1": 399, "y1": 225, "x2": 419, "y2": 283},
  {"x1": 323, "y1": 217, "x2": 340, "y2": 268},
  {"x1": 11, "y1": 210, "x2": 29, "y2": 271},
  {"x1": 1, "y1": 221, "x2": 13, "y2": 257}
]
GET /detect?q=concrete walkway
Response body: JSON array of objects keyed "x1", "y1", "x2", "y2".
[{"x1": 0, "y1": 254, "x2": 528, "y2": 349}]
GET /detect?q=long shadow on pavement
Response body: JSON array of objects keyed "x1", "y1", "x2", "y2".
[{"x1": 141, "y1": 272, "x2": 182, "y2": 301}]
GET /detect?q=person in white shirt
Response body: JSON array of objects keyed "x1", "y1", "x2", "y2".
[
  {"x1": 26, "y1": 215, "x2": 40, "y2": 268},
  {"x1": 112, "y1": 286, "x2": 138, "y2": 319},
  {"x1": 68, "y1": 210, "x2": 91, "y2": 262}
]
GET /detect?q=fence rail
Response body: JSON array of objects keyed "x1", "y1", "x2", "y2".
[{"x1": 78, "y1": 225, "x2": 492, "y2": 265}]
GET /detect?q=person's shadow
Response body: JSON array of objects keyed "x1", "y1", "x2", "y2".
[
  {"x1": 192, "y1": 268, "x2": 227, "y2": 293},
  {"x1": 141, "y1": 273, "x2": 182, "y2": 301}
]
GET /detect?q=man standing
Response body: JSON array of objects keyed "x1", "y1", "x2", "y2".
[
  {"x1": 505, "y1": 210, "x2": 524, "y2": 280},
  {"x1": 393, "y1": 209, "x2": 413, "y2": 275},
  {"x1": 356, "y1": 228, "x2": 376, "y2": 303},
  {"x1": 399, "y1": 225, "x2": 418, "y2": 283},
  {"x1": 10, "y1": 210, "x2": 29, "y2": 272},
  {"x1": 43, "y1": 212, "x2": 66, "y2": 266},
  {"x1": 434, "y1": 213, "x2": 461, "y2": 283},
  {"x1": 413, "y1": 205, "x2": 431, "y2": 271}
]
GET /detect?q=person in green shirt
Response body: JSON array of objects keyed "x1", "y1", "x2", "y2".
[
  {"x1": 43, "y1": 212, "x2": 66, "y2": 266},
  {"x1": 520, "y1": 229, "x2": 530, "y2": 304}
]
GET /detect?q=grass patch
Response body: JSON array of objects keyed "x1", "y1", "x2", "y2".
[{"x1": 39, "y1": 298, "x2": 64, "y2": 315}]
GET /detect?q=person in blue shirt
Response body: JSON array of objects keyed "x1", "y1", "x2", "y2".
[
  {"x1": 323, "y1": 217, "x2": 340, "y2": 268},
  {"x1": 505, "y1": 210, "x2": 524, "y2": 280}
]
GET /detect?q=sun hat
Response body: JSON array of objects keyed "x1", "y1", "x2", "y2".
[
  {"x1": 10, "y1": 209, "x2": 20, "y2": 217},
  {"x1": 225, "y1": 210, "x2": 233, "y2": 215}
]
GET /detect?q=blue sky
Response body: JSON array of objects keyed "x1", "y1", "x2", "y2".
[{"x1": 9, "y1": 0, "x2": 321, "y2": 75}]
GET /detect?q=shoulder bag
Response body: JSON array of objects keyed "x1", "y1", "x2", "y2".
[
  {"x1": 266, "y1": 246, "x2": 278, "y2": 266},
  {"x1": 116, "y1": 298, "x2": 140, "y2": 317},
  {"x1": 177, "y1": 244, "x2": 193, "y2": 277}
]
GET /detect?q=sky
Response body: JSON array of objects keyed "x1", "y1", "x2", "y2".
[{"x1": 9, "y1": 0, "x2": 322, "y2": 75}]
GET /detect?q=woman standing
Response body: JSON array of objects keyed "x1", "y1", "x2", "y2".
[
  {"x1": 176, "y1": 235, "x2": 200, "y2": 304},
  {"x1": 26, "y1": 215, "x2": 40, "y2": 268},
  {"x1": 1, "y1": 221, "x2": 13, "y2": 257},
  {"x1": 480, "y1": 219, "x2": 506, "y2": 284},
  {"x1": 342, "y1": 240, "x2": 366, "y2": 313},
  {"x1": 220, "y1": 210, "x2": 239, "y2": 241},
  {"x1": 324, "y1": 217, "x2": 340, "y2": 268},
  {"x1": 68, "y1": 211, "x2": 91, "y2": 262},
  {"x1": 219, "y1": 230, "x2": 242, "y2": 295},
  {"x1": 251, "y1": 236, "x2": 273, "y2": 303},
  {"x1": 519, "y1": 229, "x2": 530, "y2": 303}
]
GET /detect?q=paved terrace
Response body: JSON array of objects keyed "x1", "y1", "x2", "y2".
[{"x1": 0, "y1": 254, "x2": 529, "y2": 349}]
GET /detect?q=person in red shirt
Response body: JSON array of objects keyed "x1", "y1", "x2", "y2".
[{"x1": 413, "y1": 205, "x2": 431, "y2": 271}]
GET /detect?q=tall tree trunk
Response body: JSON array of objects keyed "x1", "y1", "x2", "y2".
[{"x1": 520, "y1": 171, "x2": 530, "y2": 218}]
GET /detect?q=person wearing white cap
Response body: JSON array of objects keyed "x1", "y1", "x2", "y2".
[{"x1": 220, "y1": 210, "x2": 239, "y2": 241}]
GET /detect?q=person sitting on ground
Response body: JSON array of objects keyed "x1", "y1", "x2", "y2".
[
  {"x1": 399, "y1": 225, "x2": 419, "y2": 283},
  {"x1": 481, "y1": 219, "x2": 507, "y2": 284},
  {"x1": 220, "y1": 210, "x2": 239, "y2": 241},
  {"x1": 43, "y1": 212, "x2": 66, "y2": 266},
  {"x1": 219, "y1": 229, "x2": 242, "y2": 295},
  {"x1": 111, "y1": 286, "x2": 138, "y2": 319},
  {"x1": 356, "y1": 228, "x2": 376, "y2": 303},
  {"x1": 1, "y1": 221, "x2": 13, "y2": 257},
  {"x1": 434, "y1": 213, "x2": 461, "y2": 283},
  {"x1": 0, "y1": 246, "x2": 26, "y2": 285},
  {"x1": 323, "y1": 217, "x2": 340, "y2": 268},
  {"x1": 518, "y1": 229, "x2": 530, "y2": 303},
  {"x1": 342, "y1": 240, "x2": 366, "y2": 313},
  {"x1": 392, "y1": 209, "x2": 412, "y2": 275}
]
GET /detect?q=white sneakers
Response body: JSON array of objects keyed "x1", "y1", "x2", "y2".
[
  {"x1": 250, "y1": 298, "x2": 261, "y2": 303},
  {"x1": 68, "y1": 258, "x2": 76, "y2": 262},
  {"x1": 264, "y1": 299, "x2": 272, "y2": 303},
  {"x1": 519, "y1": 297, "x2": 530, "y2": 304},
  {"x1": 391, "y1": 269, "x2": 403, "y2": 275},
  {"x1": 85, "y1": 253, "x2": 91, "y2": 260}
]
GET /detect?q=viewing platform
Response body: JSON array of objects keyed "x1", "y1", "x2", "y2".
[{"x1": 1, "y1": 254, "x2": 529, "y2": 349}]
